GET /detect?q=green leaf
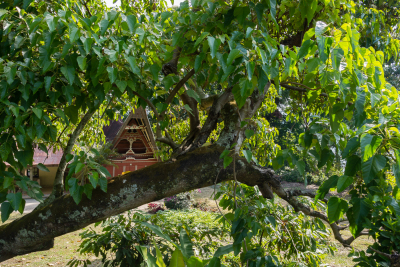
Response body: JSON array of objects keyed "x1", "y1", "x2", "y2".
[
  {"x1": 296, "y1": 160, "x2": 305, "y2": 176},
  {"x1": 207, "y1": 257, "x2": 221, "y2": 267},
  {"x1": 99, "y1": 19, "x2": 110, "y2": 35},
  {"x1": 327, "y1": 197, "x2": 348, "y2": 223},
  {"x1": 245, "y1": 129, "x2": 254, "y2": 139},
  {"x1": 169, "y1": 250, "x2": 185, "y2": 267},
  {"x1": 208, "y1": 36, "x2": 221, "y2": 59},
  {"x1": 315, "y1": 21, "x2": 328, "y2": 37},
  {"x1": 83, "y1": 38, "x2": 93, "y2": 55},
  {"x1": 0, "y1": 143, "x2": 11, "y2": 161},
  {"x1": 298, "y1": 39, "x2": 313, "y2": 59},
  {"x1": 194, "y1": 32, "x2": 209, "y2": 47},
  {"x1": 243, "y1": 150, "x2": 252, "y2": 163},
  {"x1": 83, "y1": 184, "x2": 93, "y2": 200},
  {"x1": 45, "y1": 14, "x2": 56, "y2": 32},
  {"x1": 107, "y1": 67, "x2": 118, "y2": 84},
  {"x1": 342, "y1": 137, "x2": 359, "y2": 158},
  {"x1": 3, "y1": 177, "x2": 13, "y2": 189},
  {"x1": 234, "y1": 6, "x2": 250, "y2": 25},
  {"x1": 125, "y1": 56, "x2": 141, "y2": 77},
  {"x1": 66, "y1": 154, "x2": 74, "y2": 162},
  {"x1": 68, "y1": 178, "x2": 83, "y2": 204},
  {"x1": 257, "y1": 65, "x2": 269, "y2": 93},
  {"x1": 60, "y1": 66, "x2": 75, "y2": 85},
  {"x1": 361, "y1": 155, "x2": 386, "y2": 184},
  {"x1": 126, "y1": 15, "x2": 137, "y2": 33},
  {"x1": 186, "y1": 256, "x2": 203, "y2": 267},
  {"x1": 5, "y1": 67, "x2": 17, "y2": 85},
  {"x1": 331, "y1": 47, "x2": 344, "y2": 71},
  {"x1": 227, "y1": 49, "x2": 241, "y2": 66},
  {"x1": 32, "y1": 107, "x2": 42, "y2": 119},
  {"x1": 6, "y1": 192, "x2": 22, "y2": 211},
  {"x1": 104, "y1": 49, "x2": 118, "y2": 62},
  {"x1": 89, "y1": 172, "x2": 99, "y2": 188},
  {"x1": 194, "y1": 53, "x2": 205, "y2": 73},
  {"x1": 187, "y1": 89, "x2": 201, "y2": 104},
  {"x1": 18, "y1": 198, "x2": 26, "y2": 214},
  {"x1": 315, "y1": 175, "x2": 339, "y2": 201},
  {"x1": 99, "y1": 166, "x2": 111, "y2": 178},
  {"x1": 77, "y1": 56, "x2": 87, "y2": 71},
  {"x1": 246, "y1": 61, "x2": 255, "y2": 81},
  {"x1": 16, "y1": 135, "x2": 26, "y2": 149},
  {"x1": 183, "y1": 104, "x2": 194, "y2": 116},
  {"x1": 213, "y1": 244, "x2": 233, "y2": 258},
  {"x1": 98, "y1": 177, "x2": 108, "y2": 193},
  {"x1": 69, "y1": 24, "x2": 80, "y2": 42},
  {"x1": 1, "y1": 202, "x2": 13, "y2": 222},
  {"x1": 64, "y1": 105, "x2": 79, "y2": 124},
  {"x1": 179, "y1": 228, "x2": 194, "y2": 259},
  {"x1": 347, "y1": 198, "x2": 369, "y2": 237},
  {"x1": 337, "y1": 175, "x2": 353, "y2": 193},
  {"x1": 139, "y1": 222, "x2": 175, "y2": 245},
  {"x1": 389, "y1": 197, "x2": 400, "y2": 214},
  {"x1": 220, "y1": 150, "x2": 230, "y2": 159},
  {"x1": 115, "y1": 80, "x2": 127, "y2": 92},
  {"x1": 268, "y1": 0, "x2": 278, "y2": 27},
  {"x1": 304, "y1": 131, "x2": 313, "y2": 148},
  {"x1": 223, "y1": 156, "x2": 233, "y2": 169},
  {"x1": 37, "y1": 163, "x2": 49, "y2": 172},
  {"x1": 393, "y1": 150, "x2": 400, "y2": 188},
  {"x1": 153, "y1": 245, "x2": 165, "y2": 267},
  {"x1": 344, "y1": 155, "x2": 361, "y2": 176},
  {"x1": 360, "y1": 134, "x2": 382, "y2": 161},
  {"x1": 75, "y1": 162, "x2": 85, "y2": 174},
  {"x1": 150, "y1": 64, "x2": 161, "y2": 81}
]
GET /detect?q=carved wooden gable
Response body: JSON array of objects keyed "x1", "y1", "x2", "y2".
[{"x1": 103, "y1": 108, "x2": 158, "y2": 177}]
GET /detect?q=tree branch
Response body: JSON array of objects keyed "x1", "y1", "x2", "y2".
[
  {"x1": 161, "y1": 69, "x2": 195, "y2": 119},
  {"x1": 0, "y1": 145, "x2": 277, "y2": 261},
  {"x1": 280, "y1": 83, "x2": 354, "y2": 105},
  {"x1": 130, "y1": 90, "x2": 160, "y2": 119},
  {"x1": 80, "y1": 0, "x2": 92, "y2": 17}
]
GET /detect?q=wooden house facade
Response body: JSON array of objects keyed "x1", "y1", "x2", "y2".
[{"x1": 103, "y1": 108, "x2": 159, "y2": 177}]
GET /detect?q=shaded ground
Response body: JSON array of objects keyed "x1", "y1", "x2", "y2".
[{"x1": 0, "y1": 184, "x2": 370, "y2": 267}]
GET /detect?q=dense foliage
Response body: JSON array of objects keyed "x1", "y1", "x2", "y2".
[{"x1": 1, "y1": 0, "x2": 400, "y2": 265}]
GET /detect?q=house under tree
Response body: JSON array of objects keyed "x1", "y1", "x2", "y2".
[{"x1": 21, "y1": 108, "x2": 159, "y2": 188}]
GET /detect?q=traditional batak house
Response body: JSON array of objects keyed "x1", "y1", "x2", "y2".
[
  {"x1": 21, "y1": 108, "x2": 158, "y2": 188},
  {"x1": 102, "y1": 108, "x2": 159, "y2": 177}
]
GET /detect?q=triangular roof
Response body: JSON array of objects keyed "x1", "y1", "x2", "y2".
[{"x1": 103, "y1": 107, "x2": 158, "y2": 154}]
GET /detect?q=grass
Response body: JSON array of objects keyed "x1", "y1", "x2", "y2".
[{"x1": 0, "y1": 184, "x2": 374, "y2": 267}]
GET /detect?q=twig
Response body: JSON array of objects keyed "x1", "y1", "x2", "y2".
[
  {"x1": 161, "y1": 69, "x2": 196, "y2": 119},
  {"x1": 213, "y1": 169, "x2": 232, "y2": 226},
  {"x1": 369, "y1": 247, "x2": 391, "y2": 258},
  {"x1": 80, "y1": 0, "x2": 92, "y2": 17}
]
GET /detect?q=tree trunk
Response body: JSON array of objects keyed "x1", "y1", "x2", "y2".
[{"x1": 0, "y1": 145, "x2": 277, "y2": 262}]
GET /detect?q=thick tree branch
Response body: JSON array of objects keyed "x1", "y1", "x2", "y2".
[
  {"x1": 0, "y1": 145, "x2": 276, "y2": 261},
  {"x1": 190, "y1": 88, "x2": 234, "y2": 150},
  {"x1": 180, "y1": 85, "x2": 200, "y2": 133}
]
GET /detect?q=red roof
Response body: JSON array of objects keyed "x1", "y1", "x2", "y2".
[{"x1": 33, "y1": 148, "x2": 63, "y2": 166}]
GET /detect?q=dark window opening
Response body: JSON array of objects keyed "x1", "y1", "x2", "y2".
[
  {"x1": 116, "y1": 139, "x2": 130, "y2": 154},
  {"x1": 27, "y1": 167, "x2": 39, "y2": 178},
  {"x1": 132, "y1": 140, "x2": 146, "y2": 154}
]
